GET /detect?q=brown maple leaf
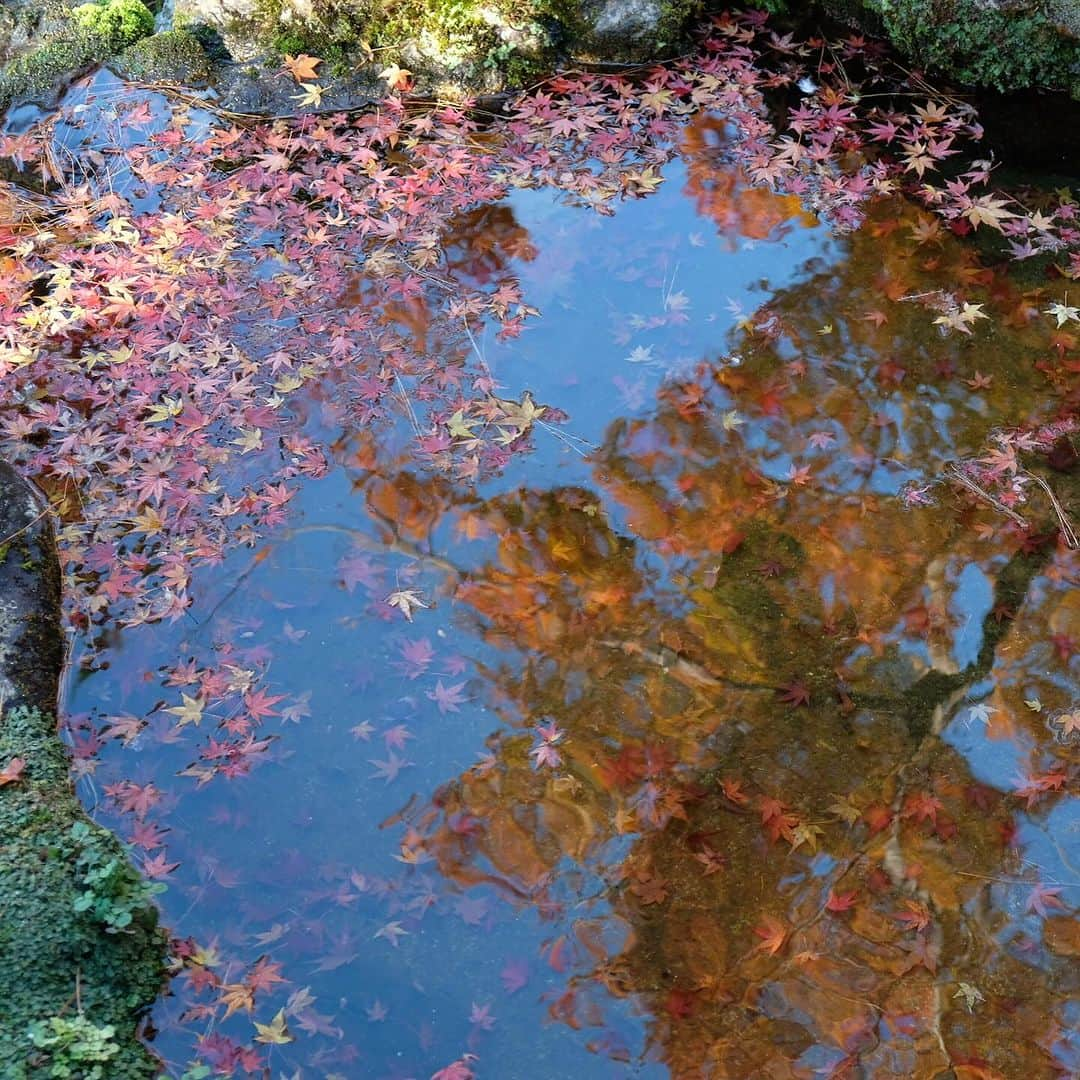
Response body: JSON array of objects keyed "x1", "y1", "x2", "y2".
[
  {"x1": 752, "y1": 915, "x2": 787, "y2": 957},
  {"x1": 894, "y1": 899, "x2": 931, "y2": 932},
  {"x1": 217, "y1": 981, "x2": 255, "y2": 1020},
  {"x1": 282, "y1": 53, "x2": 322, "y2": 82},
  {"x1": 629, "y1": 871, "x2": 669, "y2": 906}
]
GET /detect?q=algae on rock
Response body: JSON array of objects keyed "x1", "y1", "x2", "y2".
[
  {"x1": 114, "y1": 27, "x2": 212, "y2": 80},
  {"x1": 0, "y1": 462, "x2": 168, "y2": 1077},
  {"x1": 0, "y1": 0, "x2": 157, "y2": 107}
]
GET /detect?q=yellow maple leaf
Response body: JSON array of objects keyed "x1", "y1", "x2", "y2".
[
  {"x1": 132, "y1": 506, "x2": 167, "y2": 536},
  {"x1": 231, "y1": 427, "x2": 264, "y2": 454},
  {"x1": 282, "y1": 53, "x2": 322, "y2": 82},
  {"x1": 291, "y1": 82, "x2": 326, "y2": 109},
  {"x1": 145, "y1": 396, "x2": 183, "y2": 423},
  {"x1": 489, "y1": 391, "x2": 546, "y2": 428},
  {"x1": 254, "y1": 1008, "x2": 294, "y2": 1044},
  {"x1": 274, "y1": 373, "x2": 304, "y2": 394},
  {"x1": 622, "y1": 167, "x2": 664, "y2": 195},
  {"x1": 446, "y1": 409, "x2": 479, "y2": 439},
  {"x1": 164, "y1": 693, "x2": 205, "y2": 727},
  {"x1": 189, "y1": 943, "x2": 221, "y2": 968},
  {"x1": 963, "y1": 194, "x2": 1018, "y2": 231}
]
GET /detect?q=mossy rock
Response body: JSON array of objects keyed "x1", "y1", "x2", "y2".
[
  {"x1": 818, "y1": 0, "x2": 1080, "y2": 95},
  {"x1": 114, "y1": 28, "x2": 212, "y2": 80},
  {"x1": 0, "y1": 25, "x2": 110, "y2": 107},
  {"x1": 174, "y1": 0, "x2": 694, "y2": 92},
  {"x1": 0, "y1": 0, "x2": 158, "y2": 108},
  {"x1": 73, "y1": 0, "x2": 156, "y2": 51},
  {"x1": 0, "y1": 463, "x2": 168, "y2": 1076},
  {"x1": 0, "y1": 707, "x2": 167, "y2": 1078}
]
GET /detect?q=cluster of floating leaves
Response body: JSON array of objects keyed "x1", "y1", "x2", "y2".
[
  {"x1": 0, "y1": 11, "x2": 1075, "y2": 639},
  {"x1": 0, "y1": 8, "x2": 1078, "y2": 1077}
]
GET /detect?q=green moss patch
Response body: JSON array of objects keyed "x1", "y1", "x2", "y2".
[
  {"x1": 0, "y1": 26, "x2": 108, "y2": 105},
  {"x1": 73, "y1": 0, "x2": 155, "y2": 51},
  {"x1": 0, "y1": 706, "x2": 167, "y2": 1078},
  {"x1": 115, "y1": 28, "x2": 211, "y2": 81},
  {"x1": 866, "y1": 0, "x2": 1080, "y2": 92}
]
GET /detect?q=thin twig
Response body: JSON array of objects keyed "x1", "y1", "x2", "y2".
[
  {"x1": 945, "y1": 463, "x2": 1028, "y2": 529},
  {"x1": 1024, "y1": 470, "x2": 1078, "y2": 549}
]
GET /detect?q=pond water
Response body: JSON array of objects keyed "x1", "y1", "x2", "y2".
[{"x1": 2, "y1": 16, "x2": 1079, "y2": 1079}]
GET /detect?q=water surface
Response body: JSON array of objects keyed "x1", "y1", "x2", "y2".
[{"x1": 2, "y1": 36, "x2": 1078, "y2": 1080}]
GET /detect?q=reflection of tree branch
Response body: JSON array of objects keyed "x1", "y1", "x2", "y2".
[
  {"x1": 851, "y1": 540, "x2": 1052, "y2": 740},
  {"x1": 598, "y1": 638, "x2": 778, "y2": 694},
  {"x1": 196, "y1": 522, "x2": 461, "y2": 629}
]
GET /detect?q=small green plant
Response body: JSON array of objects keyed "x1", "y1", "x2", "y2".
[
  {"x1": 72, "y1": 0, "x2": 155, "y2": 51},
  {"x1": 27, "y1": 1015, "x2": 119, "y2": 1079},
  {"x1": 70, "y1": 820, "x2": 164, "y2": 933}
]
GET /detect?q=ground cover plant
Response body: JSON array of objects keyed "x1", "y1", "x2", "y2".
[{"x1": 0, "y1": 9, "x2": 1077, "y2": 1076}]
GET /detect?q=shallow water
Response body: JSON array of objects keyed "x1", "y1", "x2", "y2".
[{"x1": 3, "y1": 40, "x2": 1079, "y2": 1080}]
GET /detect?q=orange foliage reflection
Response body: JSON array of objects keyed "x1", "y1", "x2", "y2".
[{"x1": 349, "y1": 197, "x2": 1080, "y2": 1078}]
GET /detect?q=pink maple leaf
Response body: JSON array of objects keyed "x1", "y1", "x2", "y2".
[
  {"x1": 142, "y1": 850, "x2": 179, "y2": 879},
  {"x1": 1026, "y1": 883, "x2": 1067, "y2": 917},
  {"x1": 500, "y1": 958, "x2": 529, "y2": 994},
  {"x1": 427, "y1": 679, "x2": 467, "y2": 714}
]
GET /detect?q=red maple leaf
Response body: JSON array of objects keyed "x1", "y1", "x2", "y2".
[
  {"x1": 825, "y1": 890, "x2": 858, "y2": 913},
  {"x1": 1026, "y1": 883, "x2": 1066, "y2": 917},
  {"x1": 861, "y1": 803, "x2": 893, "y2": 834},
  {"x1": 902, "y1": 790, "x2": 943, "y2": 825},
  {"x1": 246, "y1": 956, "x2": 287, "y2": 993},
  {"x1": 720, "y1": 777, "x2": 750, "y2": 805},
  {"x1": 778, "y1": 679, "x2": 811, "y2": 707},
  {"x1": 142, "y1": 850, "x2": 180, "y2": 879}
]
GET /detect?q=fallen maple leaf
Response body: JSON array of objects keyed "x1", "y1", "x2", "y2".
[
  {"x1": 825, "y1": 890, "x2": 858, "y2": 913},
  {"x1": 894, "y1": 899, "x2": 931, "y2": 932},
  {"x1": 1026, "y1": 883, "x2": 1066, "y2": 917},
  {"x1": 282, "y1": 53, "x2": 322, "y2": 82},
  {"x1": 778, "y1": 679, "x2": 811, "y2": 707},
  {"x1": 752, "y1": 915, "x2": 787, "y2": 957},
  {"x1": 164, "y1": 693, "x2": 205, "y2": 727},
  {"x1": 720, "y1": 777, "x2": 750, "y2": 805},
  {"x1": 0, "y1": 756, "x2": 25, "y2": 786},
  {"x1": 379, "y1": 64, "x2": 413, "y2": 91},
  {"x1": 292, "y1": 82, "x2": 326, "y2": 109},
  {"x1": 386, "y1": 589, "x2": 429, "y2": 621},
  {"x1": 218, "y1": 982, "x2": 255, "y2": 1020},
  {"x1": 253, "y1": 1007, "x2": 294, "y2": 1044},
  {"x1": 962, "y1": 194, "x2": 1017, "y2": 231}
]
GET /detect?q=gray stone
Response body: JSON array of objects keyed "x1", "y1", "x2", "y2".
[
  {"x1": 0, "y1": 461, "x2": 63, "y2": 713},
  {"x1": 582, "y1": 0, "x2": 662, "y2": 53}
]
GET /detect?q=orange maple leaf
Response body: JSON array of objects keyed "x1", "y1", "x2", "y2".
[
  {"x1": 752, "y1": 915, "x2": 787, "y2": 957},
  {"x1": 217, "y1": 982, "x2": 255, "y2": 1020},
  {"x1": 282, "y1": 54, "x2": 322, "y2": 82},
  {"x1": 0, "y1": 757, "x2": 25, "y2": 786}
]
